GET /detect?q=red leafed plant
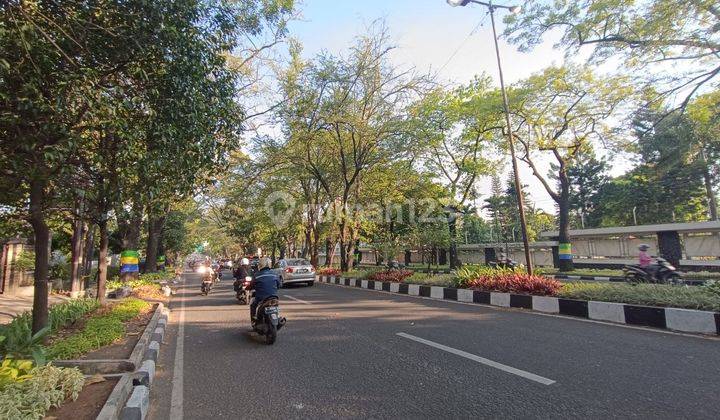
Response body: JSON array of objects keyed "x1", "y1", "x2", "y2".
[
  {"x1": 368, "y1": 270, "x2": 414, "y2": 282},
  {"x1": 317, "y1": 267, "x2": 341, "y2": 276},
  {"x1": 466, "y1": 273, "x2": 561, "y2": 296}
]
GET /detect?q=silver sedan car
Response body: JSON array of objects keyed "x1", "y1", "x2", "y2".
[{"x1": 274, "y1": 258, "x2": 316, "y2": 287}]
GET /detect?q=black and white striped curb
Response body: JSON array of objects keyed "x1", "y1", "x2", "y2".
[
  {"x1": 317, "y1": 276, "x2": 720, "y2": 336},
  {"x1": 550, "y1": 274, "x2": 707, "y2": 286},
  {"x1": 97, "y1": 303, "x2": 170, "y2": 420}
]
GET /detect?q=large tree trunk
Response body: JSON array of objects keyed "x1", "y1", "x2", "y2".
[
  {"x1": 83, "y1": 224, "x2": 95, "y2": 277},
  {"x1": 97, "y1": 219, "x2": 109, "y2": 304},
  {"x1": 447, "y1": 214, "x2": 459, "y2": 269},
  {"x1": 144, "y1": 213, "x2": 165, "y2": 273},
  {"x1": 702, "y1": 164, "x2": 718, "y2": 221},
  {"x1": 29, "y1": 177, "x2": 50, "y2": 334},
  {"x1": 324, "y1": 238, "x2": 333, "y2": 267},
  {"x1": 70, "y1": 195, "x2": 86, "y2": 298},
  {"x1": 557, "y1": 174, "x2": 574, "y2": 272}
]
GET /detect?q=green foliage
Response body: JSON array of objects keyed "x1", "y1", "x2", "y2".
[
  {"x1": 12, "y1": 252, "x2": 35, "y2": 272},
  {"x1": 0, "y1": 299, "x2": 100, "y2": 364},
  {"x1": 455, "y1": 265, "x2": 526, "y2": 288},
  {"x1": 46, "y1": 298, "x2": 150, "y2": 360},
  {"x1": 405, "y1": 273, "x2": 456, "y2": 287},
  {"x1": 0, "y1": 359, "x2": 34, "y2": 389},
  {"x1": 106, "y1": 271, "x2": 172, "y2": 290},
  {"x1": 0, "y1": 364, "x2": 84, "y2": 419},
  {"x1": 559, "y1": 283, "x2": 720, "y2": 311},
  {"x1": 504, "y1": 1, "x2": 720, "y2": 105},
  {"x1": 704, "y1": 281, "x2": 720, "y2": 299}
]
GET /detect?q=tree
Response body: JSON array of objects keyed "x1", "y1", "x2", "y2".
[
  {"x1": 563, "y1": 150, "x2": 609, "y2": 228},
  {"x1": 687, "y1": 91, "x2": 720, "y2": 220},
  {"x1": 410, "y1": 78, "x2": 498, "y2": 269},
  {"x1": 511, "y1": 65, "x2": 634, "y2": 270},
  {"x1": 279, "y1": 24, "x2": 425, "y2": 271},
  {"x1": 505, "y1": 0, "x2": 720, "y2": 109}
]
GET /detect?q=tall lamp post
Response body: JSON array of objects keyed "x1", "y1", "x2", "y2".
[{"x1": 446, "y1": 0, "x2": 533, "y2": 275}]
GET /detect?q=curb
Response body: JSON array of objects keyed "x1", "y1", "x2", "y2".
[
  {"x1": 318, "y1": 276, "x2": 720, "y2": 336},
  {"x1": 96, "y1": 303, "x2": 170, "y2": 420}
]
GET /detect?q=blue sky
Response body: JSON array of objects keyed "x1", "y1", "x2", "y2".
[{"x1": 287, "y1": 0, "x2": 565, "y2": 87}]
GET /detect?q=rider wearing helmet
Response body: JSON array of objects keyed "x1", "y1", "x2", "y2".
[
  {"x1": 249, "y1": 257, "x2": 281, "y2": 321},
  {"x1": 233, "y1": 257, "x2": 252, "y2": 292}
]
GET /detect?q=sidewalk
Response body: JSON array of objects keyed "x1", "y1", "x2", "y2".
[{"x1": 0, "y1": 293, "x2": 69, "y2": 324}]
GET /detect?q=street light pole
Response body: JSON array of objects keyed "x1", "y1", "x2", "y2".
[{"x1": 446, "y1": 0, "x2": 533, "y2": 274}]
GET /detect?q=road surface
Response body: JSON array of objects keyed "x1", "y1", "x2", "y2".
[{"x1": 148, "y1": 271, "x2": 720, "y2": 419}]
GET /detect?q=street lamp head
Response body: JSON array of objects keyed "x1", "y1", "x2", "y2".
[
  {"x1": 509, "y1": 5, "x2": 521, "y2": 14},
  {"x1": 446, "y1": 0, "x2": 471, "y2": 6}
]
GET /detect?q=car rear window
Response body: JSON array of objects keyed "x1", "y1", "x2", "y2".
[{"x1": 287, "y1": 259, "x2": 311, "y2": 266}]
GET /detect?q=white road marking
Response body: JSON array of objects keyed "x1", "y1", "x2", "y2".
[
  {"x1": 170, "y1": 276, "x2": 186, "y2": 419},
  {"x1": 396, "y1": 332, "x2": 556, "y2": 386},
  {"x1": 284, "y1": 295, "x2": 311, "y2": 305}
]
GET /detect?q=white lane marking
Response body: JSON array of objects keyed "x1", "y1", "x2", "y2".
[
  {"x1": 396, "y1": 332, "x2": 556, "y2": 386},
  {"x1": 170, "y1": 276, "x2": 186, "y2": 419},
  {"x1": 284, "y1": 295, "x2": 311, "y2": 305}
]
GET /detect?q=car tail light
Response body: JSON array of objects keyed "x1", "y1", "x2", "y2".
[{"x1": 285, "y1": 267, "x2": 294, "y2": 273}]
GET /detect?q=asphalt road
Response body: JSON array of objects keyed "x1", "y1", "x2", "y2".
[{"x1": 148, "y1": 271, "x2": 720, "y2": 419}]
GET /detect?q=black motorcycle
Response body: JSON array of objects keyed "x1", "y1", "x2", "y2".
[
  {"x1": 200, "y1": 277, "x2": 213, "y2": 295},
  {"x1": 236, "y1": 276, "x2": 252, "y2": 305},
  {"x1": 623, "y1": 257, "x2": 683, "y2": 285},
  {"x1": 251, "y1": 295, "x2": 285, "y2": 345}
]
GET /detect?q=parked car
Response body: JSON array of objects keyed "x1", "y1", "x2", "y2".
[{"x1": 274, "y1": 258, "x2": 315, "y2": 287}]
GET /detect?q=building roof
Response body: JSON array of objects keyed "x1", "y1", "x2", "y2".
[{"x1": 540, "y1": 221, "x2": 720, "y2": 238}]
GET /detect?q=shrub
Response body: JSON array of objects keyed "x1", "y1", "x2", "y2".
[
  {"x1": 0, "y1": 299, "x2": 99, "y2": 363},
  {"x1": 317, "y1": 267, "x2": 341, "y2": 276},
  {"x1": 455, "y1": 265, "x2": 527, "y2": 288},
  {"x1": 560, "y1": 282, "x2": 720, "y2": 311},
  {"x1": 47, "y1": 298, "x2": 151, "y2": 360},
  {"x1": 368, "y1": 270, "x2": 414, "y2": 282},
  {"x1": 12, "y1": 251, "x2": 35, "y2": 272},
  {"x1": 465, "y1": 273, "x2": 561, "y2": 296},
  {"x1": 0, "y1": 364, "x2": 84, "y2": 419},
  {"x1": 704, "y1": 280, "x2": 720, "y2": 298},
  {"x1": 405, "y1": 272, "x2": 456, "y2": 287},
  {"x1": 0, "y1": 359, "x2": 34, "y2": 389}
]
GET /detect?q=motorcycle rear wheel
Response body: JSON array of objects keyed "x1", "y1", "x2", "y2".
[{"x1": 624, "y1": 272, "x2": 642, "y2": 284}]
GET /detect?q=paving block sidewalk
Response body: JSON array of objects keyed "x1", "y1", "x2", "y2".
[{"x1": 0, "y1": 294, "x2": 69, "y2": 324}]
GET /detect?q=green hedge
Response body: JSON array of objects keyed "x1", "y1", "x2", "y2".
[{"x1": 559, "y1": 282, "x2": 720, "y2": 311}]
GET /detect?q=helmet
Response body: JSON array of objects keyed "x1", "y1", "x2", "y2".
[
  {"x1": 241, "y1": 258, "x2": 249, "y2": 266},
  {"x1": 257, "y1": 257, "x2": 272, "y2": 270},
  {"x1": 638, "y1": 244, "x2": 650, "y2": 251}
]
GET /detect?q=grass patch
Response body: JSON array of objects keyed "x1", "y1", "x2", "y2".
[
  {"x1": 46, "y1": 298, "x2": 151, "y2": 360},
  {"x1": 405, "y1": 272, "x2": 456, "y2": 287},
  {"x1": 537, "y1": 267, "x2": 720, "y2": 280},
  {"x1": 559, "y1": 282, "x2": 720, "y2": 311}
]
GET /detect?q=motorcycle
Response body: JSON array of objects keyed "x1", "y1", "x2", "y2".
[
  {"x1": 251, "y1": 293, "x2": 286, "y2": 345},
  {"x1": 200, "y1": 278, "x2": 213, "y2": 295},
  {"x1": 236, "y1": 276, "x2": 252, "y2": 305},
  {"x1": 623, "y1": 257, "x2": 683, "y2": 285}
]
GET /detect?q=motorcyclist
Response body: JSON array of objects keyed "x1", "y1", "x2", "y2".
[
  {"x1": 234, "y1": 258, "x2": 252, "y2": 293},
  {"x1": 249, "y1": 257, "x2": 280, "y2": 321},
  {"x1": 638, "y1": 244, "x2": 656, "y2": 281}
]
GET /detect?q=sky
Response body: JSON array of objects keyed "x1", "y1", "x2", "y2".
[{"x1": 282, "y1": 0, "x2": 633, "y2": 213}]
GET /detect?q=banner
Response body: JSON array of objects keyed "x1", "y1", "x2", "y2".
[
  {"x1": 120, "y1": 250, "x2": 140, "y2": 273},
  {"x1": 558, "y1": 243, "x2": 573, "y2": 260}
]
